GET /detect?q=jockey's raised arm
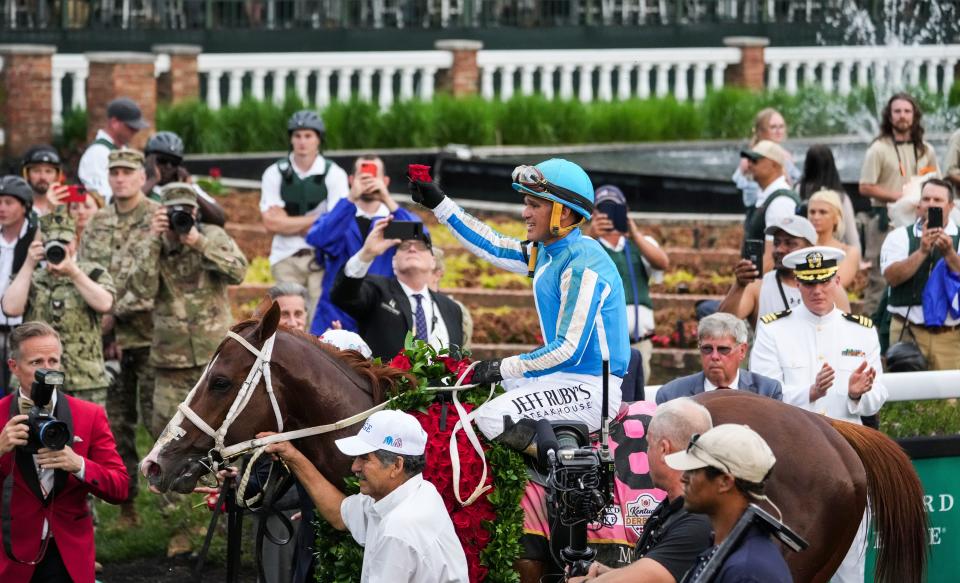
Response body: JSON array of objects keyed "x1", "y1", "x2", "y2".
[{"x1": 410, "y1": 159, "x2": 631, "y2": 442}]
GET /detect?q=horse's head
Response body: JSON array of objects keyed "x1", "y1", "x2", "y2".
[{"x1": 142, "y1": 302, "x2": 284, "y2": 493}]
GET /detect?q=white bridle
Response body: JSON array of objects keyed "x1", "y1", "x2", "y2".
[{"x1": 151, "y1": 329, "x2": 493, "y2": 507}]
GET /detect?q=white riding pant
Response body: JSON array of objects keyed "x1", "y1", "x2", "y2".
[
  {"x1": 475, "y1": 372, "x2": 622, "y2": 440},
  {"x1": 831, "y1": 511, "x2": 867, "y2": 583}
]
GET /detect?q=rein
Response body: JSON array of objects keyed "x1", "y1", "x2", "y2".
[{"x1": 155, "y1": 329, "x2": 496, "y2": 509}]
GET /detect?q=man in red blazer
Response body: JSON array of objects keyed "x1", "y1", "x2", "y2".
[{"x1": 0, "y1": 322, "x2": 128, "y2": 583}]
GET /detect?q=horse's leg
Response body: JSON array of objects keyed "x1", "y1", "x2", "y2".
[{"x1": 516, "y1": 559, "x2": 545, "y2": 583}]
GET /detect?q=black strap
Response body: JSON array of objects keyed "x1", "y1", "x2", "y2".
[
  {"x1": 252, "y1": 464, "x2": 295, "y2": 583},
  {"x1": 193, "y1": 477, "x2": 231, "y2": 582},
  {"x1": 3, "y1": 464, "x2": 52, "y2": 565},
  {"x1": 774, "y1": 272, "x2": 790, "y2": 311}
]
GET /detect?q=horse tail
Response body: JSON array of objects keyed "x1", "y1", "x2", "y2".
[{"x1": 828, "y1": 419, "x2": 928, "y2": 583}]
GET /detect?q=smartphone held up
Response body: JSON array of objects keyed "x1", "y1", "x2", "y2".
[{"x1": 65, "y1": 184, "x2": 87, "y2": 204}]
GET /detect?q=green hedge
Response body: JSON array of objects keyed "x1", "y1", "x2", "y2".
[{"x1": 57, "y1": 85, "x2": 959, "y2": 154}]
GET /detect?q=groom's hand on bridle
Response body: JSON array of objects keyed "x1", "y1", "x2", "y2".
[{"x1": 259, "y1": 431, "x2": 303, "y2": 464}]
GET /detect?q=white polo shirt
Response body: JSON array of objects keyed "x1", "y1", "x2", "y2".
[
  {"x1": 0, "y1": 221, "x2": 27, "y2": 326},
  {"x1": 340, "y1": 473, "x2": 469, "y2": 583},
  {"x1": 259, "y1": 154, "x2": 349, "y2": 265},
  {"x1": 77, "y1": 129, "x2": 115, "y2": 202}
]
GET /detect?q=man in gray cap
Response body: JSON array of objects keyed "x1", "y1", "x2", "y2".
[
  {"x1": 719, "y1": 215, "x2": 850, "y2": 327},
  {"x1": 588, "y1": 185, "x2": 669, "y2": 384},
  {"x1": 0, "y1": 176, "x2": 39, "y2": 390},
  {"x1": 78, "y1": 97, "x2": 149, "y2": 202}
]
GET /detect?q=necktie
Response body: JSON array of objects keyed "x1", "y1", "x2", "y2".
[{"x1": 413, "y1": 294, "x2": 428, "y2": 341}]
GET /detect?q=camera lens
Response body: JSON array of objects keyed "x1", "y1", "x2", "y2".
[
  {"x1": 44, "y1": 241, "x2": 67, "y2": 265},
  {"x1": 167, "y1": 209, "x2": 195, "y2": 235},
  {"x1": 38, "y1": 419, "x2": 70, "y2": 450}
]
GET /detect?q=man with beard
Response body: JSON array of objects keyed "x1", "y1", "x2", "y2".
[
  {"x1": 306, "y1": 155, "x2": 422, "y2": 334},
  {"x1": 859, "y1": 93, "x2": 940, "y2": 314},
  {"x1": 718, "y1": 216, "x2": 849, "y2": 328},
  {"x1": 19, "y1": 145, "x2": 63, "y2": 217}
]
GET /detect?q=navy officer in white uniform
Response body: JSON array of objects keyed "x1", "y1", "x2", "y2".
[{"x1": 749, "y1": 245, "x2": 886, "y2": 583}]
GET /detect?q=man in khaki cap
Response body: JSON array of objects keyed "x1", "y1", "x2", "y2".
[
  {"x1": 125, "y1": 182, "x2": 247, "y2": 439},
  {"x1": 1, "y1": 209, "x2": 115, "y2": 406},
  {"x1": 80, "y1": 146, "x2": 158, "y2": 525},
  {"x1": 665, "y1": 424, "x2": 791, "y2": 583},
  {"x1": 741, "y1": 140, "x2": 800, "y2": 273}
]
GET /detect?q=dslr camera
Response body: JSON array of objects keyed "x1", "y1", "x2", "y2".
[
  {"x1": 167, "y1": 205, "x2": 195, "y2": 235},
  {"x1": 22, "y1": 369, "x2": 71, "y2": 454},
  {"x1": 43, "y1": 239, "x2": 69, "y2": 265}
]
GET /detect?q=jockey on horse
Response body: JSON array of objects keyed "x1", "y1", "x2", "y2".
[{"x1": 410, "y1": 159, "x2": 630, "y2": 446}]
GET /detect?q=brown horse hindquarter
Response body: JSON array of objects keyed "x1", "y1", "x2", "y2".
[{"x1": 696, "y1": 392, "x2": 868, "y2": 583}]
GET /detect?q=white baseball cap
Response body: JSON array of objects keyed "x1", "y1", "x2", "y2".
[
  {"x1": 664, "y1": 424, "x2": 776, "y2": 483},
  {"x1": 764, "y1": 215, "x2": 817, "y2": 246},
  {"x1": 319, "y1": 329, "x2": 373, "y2": 359},
  {"x1": 335, "y1": 410, "x2": 428, "y2": 457},
  {"x1": 741, "y1": 140, "x2": 789, "y2": 168}
]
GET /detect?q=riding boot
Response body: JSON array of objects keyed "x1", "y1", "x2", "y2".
[{"x1": 494, "y1": 417, "x2": 539, "y2": 456}]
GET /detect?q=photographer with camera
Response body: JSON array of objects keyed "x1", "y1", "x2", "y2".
[
  {"x1": 306, "y1": 155, "x2": 423, "y2": 334},
  {"x1": 125, "y1": 183, "x2": 247, "y2": 437},
  {"x1": 1, "y1": 210, "x2": 115, "y2": 406},
  {"x1": 143, "y1": 131, "x2": 227, "y2": 228},
  {"x1": 588, "y1": 185, "x2": 668, "y2": 385},
  {"x1": 569, "y1": 398, "x2": 713, "y2": 583},
  {"x1": 0, "y1": 321, "x2": 128, "y2": 583}
]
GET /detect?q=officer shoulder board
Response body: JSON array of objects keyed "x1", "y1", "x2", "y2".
[
  {"x1": 759, "y1": 309, "x2": 791, "y2": 325},
  {"x1": 842, "y1": 312, "x2": 874, "y2": 328}
]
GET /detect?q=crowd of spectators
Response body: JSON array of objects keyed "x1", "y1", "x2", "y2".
[{"x1": 0, "y1": 89, "x2": 957, "y2": 583}]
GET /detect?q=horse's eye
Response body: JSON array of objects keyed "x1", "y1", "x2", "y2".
[{"x1": 211, "y1": 377, "x2": 232, "y2": 392}]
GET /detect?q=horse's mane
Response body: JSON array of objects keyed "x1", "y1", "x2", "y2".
[{"x1": 228, "y1": 319, "x2": 416, "y2": 404}]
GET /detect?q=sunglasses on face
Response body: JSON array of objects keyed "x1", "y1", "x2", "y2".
[
  {"x1": 397, "y1": 240, "x2": 429, "y2": 252},
  {"x1": 699, "y1": 344, "x2": 735, "y2": 356},
  {"x1": 155, "y1": 156, "x2": 182, "y2": 167}
]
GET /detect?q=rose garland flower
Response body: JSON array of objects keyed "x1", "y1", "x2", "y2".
[{"x1": 314, "y1": 338, "x2": 525, "y2": 583}]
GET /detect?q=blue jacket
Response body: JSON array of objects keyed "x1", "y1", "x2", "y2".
[
  {"x1": 655, "y1": 370, "x2": 783, "y2": 405},
  {"x1": 434, "y1": 198, "x2": 629, "y2": 379},
  {"x1": 922, "y1": 258, "x2": 960, "y2": 326},
  {"x1": 305, "y1": 198, "x2": 422, "y2": 334}
]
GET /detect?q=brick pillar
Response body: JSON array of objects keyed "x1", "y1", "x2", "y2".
[
  {"x1": 723, "y1": 36, "x2": 770, "y2": 92},
  {"x1": 153, "y1": 44, "x2": 202, "y2": 104},
  {"x1": 85, "y1": 52, "x2": 156, "y2": 149},
  {"x1": 0, "y1": 44, "x2": 56, "y2": 159},
  {"x1": 435, "y1": 40, "x2": 483, "y2": 97}
]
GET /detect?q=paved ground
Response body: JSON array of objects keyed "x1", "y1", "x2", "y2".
[{"x1": 100, "y1": 555, "x2": 257, "y2": 583}]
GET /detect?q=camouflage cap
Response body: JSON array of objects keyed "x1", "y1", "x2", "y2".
[
  {"x1": 39, "y1": 209, "x2": 76, "y2": 242},
  {"x1": 160, "y1": 182, "x2": 198, "y2": 207},
  {"x1": 108, "y1": 147, "x2": 145, "y2": 170}
]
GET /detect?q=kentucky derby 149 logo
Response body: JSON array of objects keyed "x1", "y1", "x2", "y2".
[{"x1": 625, "y1": 493, "x2": 659, "y2": 536}]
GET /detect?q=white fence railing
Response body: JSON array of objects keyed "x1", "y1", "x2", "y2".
[
  {"x1": 477, "y1": 48, "x2": 740, "y2": 102},
  {"x1": 30, "y1": 44, "x2": 960, "y2": 128},
  {"x1": 196, "y1": 51, "x2": 451, "y2": 111},
  {"x1": 765, "y1": 45, "x2": 960, "y2": 96}
]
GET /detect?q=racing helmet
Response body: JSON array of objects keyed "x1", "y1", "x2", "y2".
[
  {"x1": 21, "y1": 145, "x2": 63, "y2": 182},
  {"x1": 145, "y1": 131, "x2": 186, "y2": 161},
  {"x1": 512, "y1": 159, "x2": 594, "y2": 237},
  {"x1": 287, "y1": 110, "x2": 326, "y2": 140}
]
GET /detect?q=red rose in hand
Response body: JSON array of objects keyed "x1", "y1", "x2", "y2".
[{"x1": 389, "y1": 353, "x2": 412, "y2": 371}]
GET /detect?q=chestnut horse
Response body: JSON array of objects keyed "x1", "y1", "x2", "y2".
[{"x1": 142, "y1": 305, "x2": 927, "y2": 583}]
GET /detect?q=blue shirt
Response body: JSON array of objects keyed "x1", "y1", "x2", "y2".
[
  {"x1": 306, "y1": 198, "x2": 422, "y2": 334},
  {"x1": 683, "y1": 523, "x2": 793, "y2": 583},
  {"x1": 434, "y1": 198, "x2": 629, "y2": 379}
]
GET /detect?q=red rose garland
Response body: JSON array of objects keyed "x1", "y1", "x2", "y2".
[{"x1": 412, "y1": 402, "x2": 495, "y2": 583}]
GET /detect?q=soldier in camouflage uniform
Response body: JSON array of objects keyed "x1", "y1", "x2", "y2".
[
  {"x1": 0, "y1": 208, "x2": 115, "y2": 405},
  {"x1": 79, "y1": 148, "x2": 159, "y2": 516},
  {"x1": 125, "y1": 182, "x2": 247, "y2": 436}
]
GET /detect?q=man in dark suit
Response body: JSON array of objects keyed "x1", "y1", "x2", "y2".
[
  {"x1": 0, "y1": 322, "x2": 128, "y2": 583},
  {"x1": 655, "y1": 313, "x2": 782, "y2": 404},
  {"x1": 331, "y1": 217, "x2": 465, "y2": 360}
]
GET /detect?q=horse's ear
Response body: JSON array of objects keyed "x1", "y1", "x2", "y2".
[
  {"x1": 254, "y1": 301, "x2": 282, "y2": 343},
  {"x1": 252, "y1": 295, "x2": 274, "y2": 320}
]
